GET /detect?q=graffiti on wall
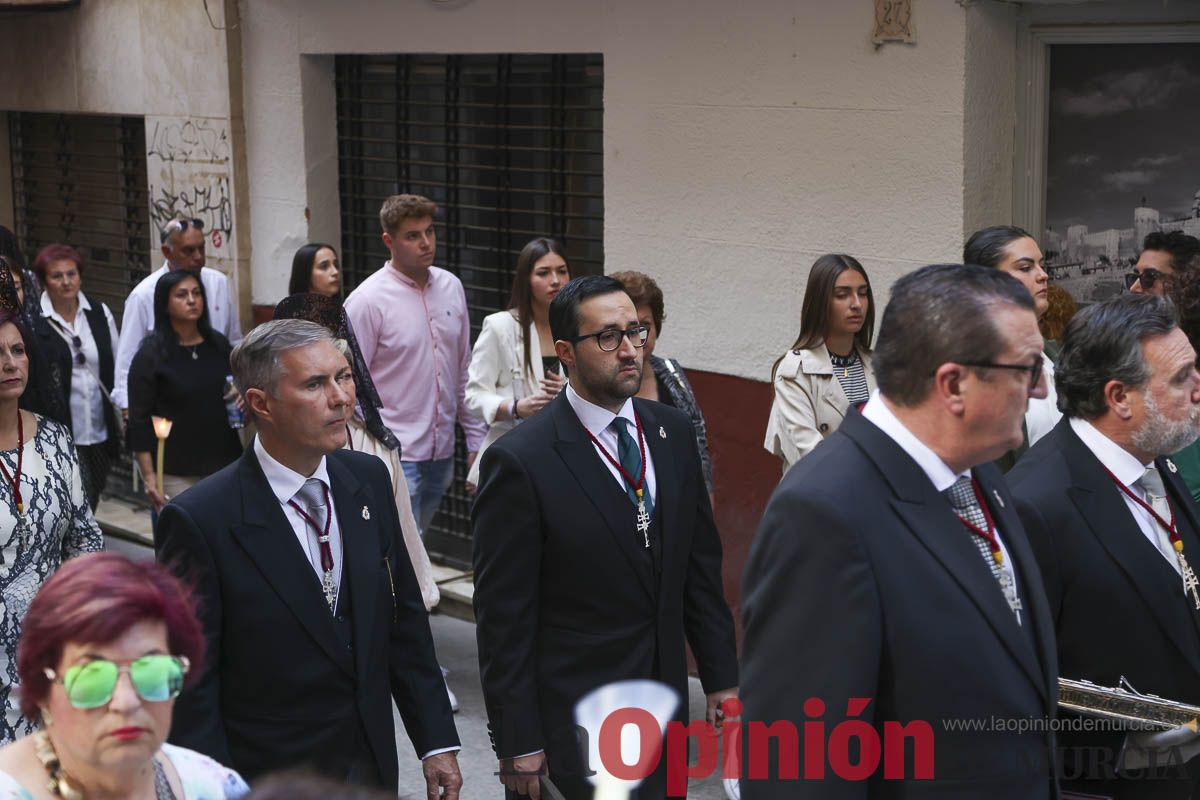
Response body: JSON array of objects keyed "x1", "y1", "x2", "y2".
[{"x1": 145, "y1": 116, "x2": 235, "y2": 269}]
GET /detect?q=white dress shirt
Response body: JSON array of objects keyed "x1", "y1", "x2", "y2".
[
  {"x1": 252, "y1": 436, "x2": 457, "y2": 761},
  {"x1": 862, "y1": 390, "x2": 1018, "y2": 590},
  {"x1": 40, "y1": 291, "x2": 118, "y2": 445},
  {"x1": 1025, "y1": 353, "x2": 1062, "y2": 448},
  {"x1": 565, "y1": 381, "x2": 657, "y2": 506},
  {"x1": 253, "y1": 436, "x2": 343, "y2": 601},
  {"x1": 1069, "y1": 417, "x2": 1182, "y2": 575},
  {"x1": 112, "y1": 262, "x2": 243, "y2": 409}
]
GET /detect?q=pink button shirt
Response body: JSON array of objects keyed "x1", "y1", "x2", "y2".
[{"x1": 344, "y1": 263, "x2": 487, "y2": 461}]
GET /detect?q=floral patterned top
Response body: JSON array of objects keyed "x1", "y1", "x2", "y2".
[
  {"x1": 0, "y1": 743, "x2": 249, "y2": 798},
  {"x1": 0, "y1": 415, "x2": 103, "y2": 742}
]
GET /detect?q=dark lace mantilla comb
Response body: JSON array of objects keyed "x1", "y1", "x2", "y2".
[
  {"x1": 273, "y1": 292, "x2": 401, "y2": 453},
  {"x1": 0, "y1": 258, "x2": 20, "y2": 317}
]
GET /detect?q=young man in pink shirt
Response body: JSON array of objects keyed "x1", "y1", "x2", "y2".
[{"x1": 344, "y1": 195, "x2": 487, "y2": 534}]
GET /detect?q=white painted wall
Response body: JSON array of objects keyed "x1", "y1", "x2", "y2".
[{"x1": 241, "y1": 0, "x2": 976, "y2": 381}]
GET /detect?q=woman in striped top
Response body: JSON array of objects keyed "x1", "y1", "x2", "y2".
[{"x1": 764, "y1": 254, "x2": 876, "y2": 472}]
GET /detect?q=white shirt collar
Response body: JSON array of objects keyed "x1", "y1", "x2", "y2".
[
  {"x1": 565, "y1": 381, "x2": 636, "y2": 439},
  {"x1": 39, "y1": 291, "x2": 93, "y2": 325},
  {"x1": 253, "y1": 435, "x2": 332, "y2": 506},
  {"x1": 861, "y1": 389, "x2": 964, "y2": 492},
  {"x1": 1069, "y1": 416, "x2": 1148, "y2": 486}
]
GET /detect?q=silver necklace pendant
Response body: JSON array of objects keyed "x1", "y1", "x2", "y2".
[
  {"x1": 190, "y1": 346, "x2": 199, "y2": 360},
  {"x1": 636, "y1": 499, "x2": 651, "y2": 548}
]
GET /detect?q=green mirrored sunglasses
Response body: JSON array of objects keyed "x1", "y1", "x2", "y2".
[{"x1": 44, "y1": 655, "x2": 190, "y2": 710}]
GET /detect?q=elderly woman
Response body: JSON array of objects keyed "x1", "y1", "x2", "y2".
[
  {"x1": 0, "y1": 552, "x2": 248, "y2": 798},
  {"x1": 610, "y1": 270, "x2": 715, "y2": 495},
  {"x1": 31, "y1": 245, "x2": 121, "y2": 511},
  {"x1": 0, "y1": 268, "x2": 103, "y2": 743}
]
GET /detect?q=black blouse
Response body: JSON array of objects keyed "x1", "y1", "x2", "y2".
[{"x1": 126, "y1": 336, "x2": 242, "y2": 477}]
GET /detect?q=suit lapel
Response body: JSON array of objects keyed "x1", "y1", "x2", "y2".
[
  {"x1": 977, "y1": 468, "x2": 1057, "y2": 708},
  {"x1": 638, "y1": 400, "x2": 681, "y2": 602},
  {"x1": 551, "y1": 394, "x2": 655, "y2": 599},
  {"x1": 326, "y1": 454, "x2": 379, "y2": 682},
  {"x1": 1060, "y1": 428, "x2": 1200, "y2": 675},
  {"x1": 840, "y1": 412, "x2": 1046, "y2": 698},
  {"x1": 230, "y1": 450, "x2": 355, "y2": 677}
]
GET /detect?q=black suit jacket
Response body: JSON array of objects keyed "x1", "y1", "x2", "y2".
[
  {"x1": 740, "y1": 410, "x2": 1060, "y2": 799},
  {"x1": 1010, "y1": 417, "x2": 1200, "y2": 798},
  {"x1": 471, "y1": 393, "x2": 738, "y2": 788},
  {"x1": 155, "y1": 447, "x2": 459, "y2": 788}
]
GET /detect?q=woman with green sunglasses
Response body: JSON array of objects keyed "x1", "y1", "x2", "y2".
[{"x1": 0, "y1": 553, "x2": 247, "y2": 799}]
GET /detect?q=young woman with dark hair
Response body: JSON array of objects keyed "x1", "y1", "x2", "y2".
[
  {"x1": 963, "y1": 225, "x2": 1062, "y2": 466},
  {"x1": 126, "y1": 271, "x2": 242, "y2": 512},
  {"x1": 465, "y1": 237, "x2": 569, "y2": 487},
  {"x1": 764, "y1": 254, "x2": 876, "y2": 472},
  {"x1": 287, "y1": 242, "x2": 341, "y2": 297}
]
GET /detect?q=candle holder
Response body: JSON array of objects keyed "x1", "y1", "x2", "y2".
[{"x1": 151, "y1": 416, "x2": 173, "y2": 497}]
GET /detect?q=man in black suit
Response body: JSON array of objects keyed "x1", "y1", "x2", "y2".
[
  {"x1": 741, "y1": 264, "x2": 1060, "y2": 799},
  {"x1": 1009, "y1": 294, "x2": 1200, "y2": 798},
  {"x1": 156, "y1": 319, "x2": 462, "y2": 794},
  {"x1": 472, "y1": 275, "x2": 739, "y2": 799}
]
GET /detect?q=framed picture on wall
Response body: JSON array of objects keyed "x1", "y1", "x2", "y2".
[{"x1": 1015, "y1": 25, "x2": 1200, "y2": 305}]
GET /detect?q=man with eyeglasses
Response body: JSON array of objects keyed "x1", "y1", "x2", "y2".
[
  {"x1": 111, "y1": 218, "x2": 243, "y2": 412},
  {"x1": 1009, "y1": 293, "x2": 1200, "y2": 797},
  {"x1": 742, "y1": 264, "x2": 1059, "y2": 799},
  {"x1": 1127, "y1": 230, "x2": 1200, "y2": 297},
  {"x1": 472, "y1": 275, "x2": 738, "y2": 800}
]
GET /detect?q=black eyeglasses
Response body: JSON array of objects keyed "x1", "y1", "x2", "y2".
[
  {"x1": 1125, "y1": 269, "x2": 1164, "y2": 291},
  {"x1": 961, "y1": 359, "x2": 1043, "y2": 391},
  {"x1": 569, "y1": 325, "x2": 650, "y2": 352},
  {"x1": 175, "y1": 218, "x2": 204, "y2": 232}
]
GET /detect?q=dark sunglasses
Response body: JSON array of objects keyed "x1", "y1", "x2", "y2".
[
  {"x1": 175, "y1": 218, "x2": 205, "y2": 232},
  {"x1": 1125, "y1": 269, "x2": 1163, "y2": 291},
  {"x1": 69, "y1": 334, "x2": 85, "y2": 366}
]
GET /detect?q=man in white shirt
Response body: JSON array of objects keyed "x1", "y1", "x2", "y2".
[
  {"x1": 1010, "y1": 293, "x2": 1200, "y2": 797},
  {"x1": 742, "y1": 264, "x2": 1059, "y2": 799},
  {"x1": 111, "y1": 218, "x2": 242, "y2": 410}
]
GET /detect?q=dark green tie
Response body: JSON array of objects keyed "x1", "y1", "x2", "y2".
[{"x1": 610, "y1": 417, "x2": 653, "y2": 517}]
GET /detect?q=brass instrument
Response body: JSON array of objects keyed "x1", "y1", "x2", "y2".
[{"x1": 1058, "y1": 676, "x2": 1200, "y2": 731}]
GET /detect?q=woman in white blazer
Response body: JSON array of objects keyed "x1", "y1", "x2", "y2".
[
  {"x1": 764, "y1": 254, "x2": 876, "y2": 472},
  {"x1": 466, "y1": 237, "x2": 569, "y2": 487}
]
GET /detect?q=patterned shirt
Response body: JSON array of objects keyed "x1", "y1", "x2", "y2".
[
  {"x1": 0, "y1": 415, "x2": 103, "y2": 742},
  {"x1": 830, "y1": 349, "x2": 870, "y2": 407}
]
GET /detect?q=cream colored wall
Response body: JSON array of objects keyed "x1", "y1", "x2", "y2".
[
  {"x1": 242, "y1": 0, "x2": 976, "y2": 380},
  {"x1": 0, "y1": 0, "x2": 250, "y2": 327}
]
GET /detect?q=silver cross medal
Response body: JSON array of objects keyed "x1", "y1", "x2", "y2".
[
  {"x1": 322, "y1": 571, "x2": 336, "y2": 612},
  {"x1": 635, "y1": 491, "x2": 651, "y2": 548},
  {"x1": 1180, "y1": 552, "x2": 1200, "y2": 610},
  {"x1": 999, "y1": 570, "x2": 1023, "y2": 624}
]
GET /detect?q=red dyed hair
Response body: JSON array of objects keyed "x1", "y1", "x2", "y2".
[
  {"x1": 17, "y1": 553, "x2": 205, "y2": 721},
  {"x1": 31, "y1": 243, "x2": 85, "y2": 283}
]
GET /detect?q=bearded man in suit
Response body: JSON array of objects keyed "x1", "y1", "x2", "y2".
[{"x1": 472, "y1": 275, "x2": 738, "y2": 799}]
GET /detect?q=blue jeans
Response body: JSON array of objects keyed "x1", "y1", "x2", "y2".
[{"x1": 401, "y1": 458, "x2": 455, "y2": 535}]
